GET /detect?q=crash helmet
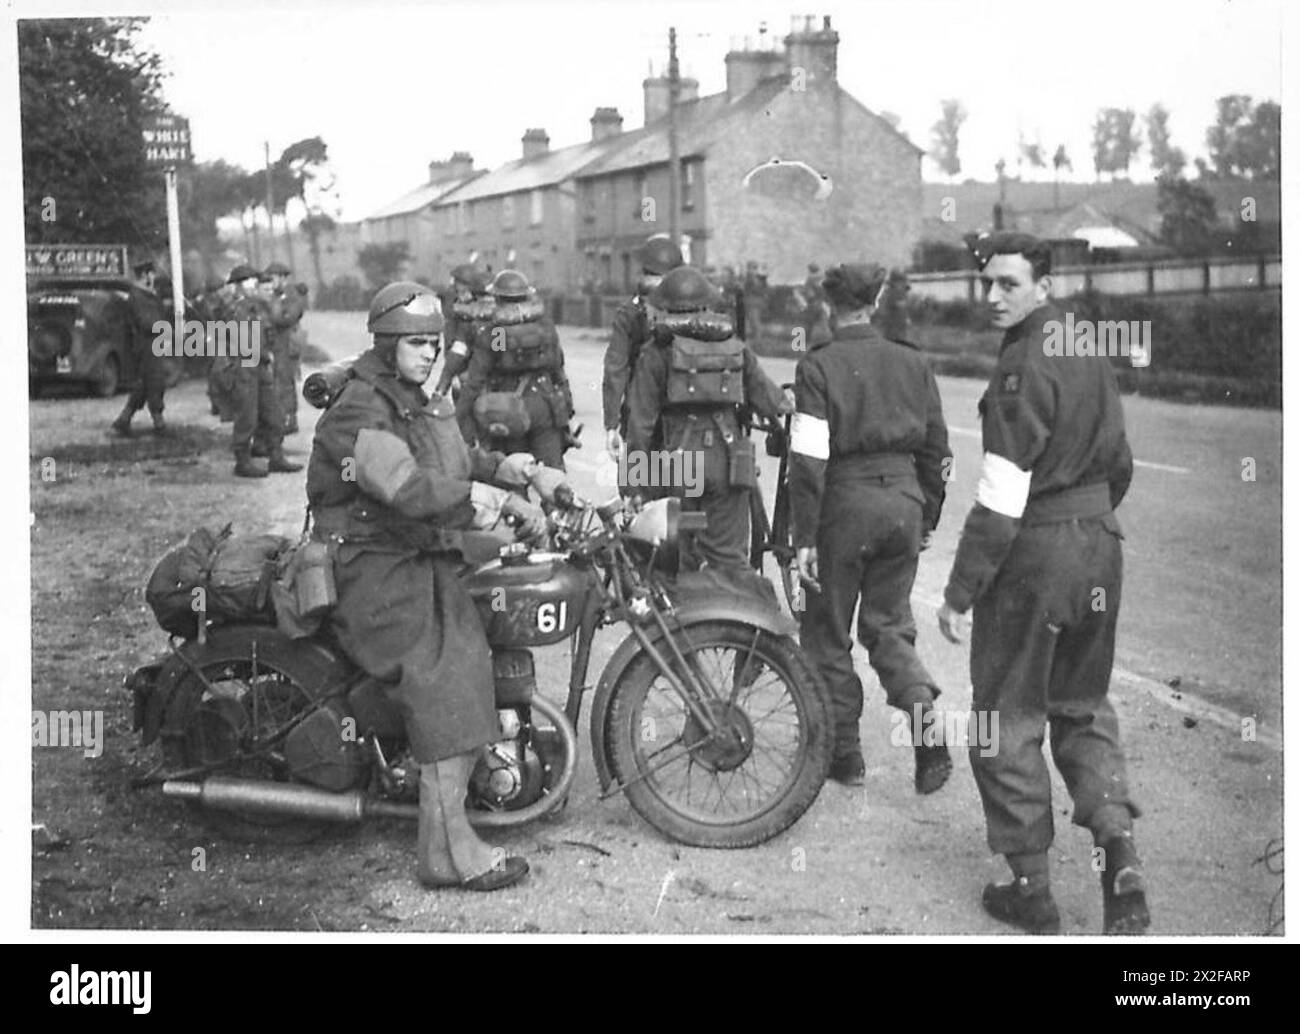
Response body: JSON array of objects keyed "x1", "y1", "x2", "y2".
[
  {"x1": 638, "y1": 236, "x2": 684, "y2": 276},
  {"x1": 366, "y1": 281, "x2": 445, "y2": 335},
  {"x1": 227, "y1": 263, "x2": 258, "y2": 285},
  {"x1": 647, "y1": 265, "x2": 720, "y2": 314},
  {"x1": 490, "y1": 269, "x2": 531, "y2": 302}
]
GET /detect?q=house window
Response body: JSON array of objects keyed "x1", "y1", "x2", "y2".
[
  {"x1": 582, "y1": 183, "x2": 596, "y2": 224},
  {"x1": 530, "y1": 189, "x2": 543, "y2": 226},
  {"x1": 621, "y1": 252, "x2": 632, "y2": 294},
  {"x1": 502, "y1": 195, "x2": 514, "y2": 229},
  {"x1": 634, "y1": 171, "x2": 648, "y2": 218},
  {"x1": 460, "y1": 202, "x2": 471, "y2": 236},
  {"x1": 682, "y1": 161, "x2": 696, "y2": 211}
]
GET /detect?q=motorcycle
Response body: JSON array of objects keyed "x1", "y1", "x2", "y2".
[{"x1": 128, "y1": 493, "x2": 832, "y2": 849}]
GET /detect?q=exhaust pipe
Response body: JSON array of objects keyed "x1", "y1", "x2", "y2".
[{"x1": 164, "y1": 777, "x2": 417, "y2": 823}]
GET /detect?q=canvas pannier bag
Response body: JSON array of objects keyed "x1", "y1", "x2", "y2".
[{"x1": 145, "y1": 526, "x2": 291, "y2": 638}]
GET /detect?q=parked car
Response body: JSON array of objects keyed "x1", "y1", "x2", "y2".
[{"x1": 27, "y1": 277, "x2": 140, "y2": 398}]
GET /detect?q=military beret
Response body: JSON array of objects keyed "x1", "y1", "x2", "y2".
[
  {"x1": 264, "y1": 261, "x2": 292, "y2": 276},
  {"x1": 822, "y1": 263, "x2": 886, "y2": 309},
  {"x1": 966, "y1": 231, "x2": 1049, "y2": 271},
  {"x1": 450, "y1": 263, "x2": 479, "y2": 284},
  {"x1": 227, "y1": 264, "x2": 259, "y2": 284}
]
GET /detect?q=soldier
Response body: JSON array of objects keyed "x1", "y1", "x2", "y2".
[
  {"x1": 456, "y1": 269, "x2": 574, "y2": 470},
  {"x1": 227, "y1": 264, "x2": 301, "y2": 478},
  {"x1": 788, "y1": 263, "x2": 953, "y2": 791},
  {"x1": 307, "y1": 280, "x2": 550, "y2": 892},
  {"x1": 109, "y1": 259, "x2": 169, "y2": 436},
  {"x1": 433, "y1": 264, "x2": 494, "y2": 397},
  {"x1": 263, "y1": 261, "x2": 307, "y2": 437},
  {"x1": 796, "y1": 262, "x2": 831, "y2": 347},
  {"x1": 874, "y1": 267, "x2": 912, "y2": 344},
  {"x1": 936, "y1": 232, "x2": 1146, "y2": 935},
  {"x1": 601, "y1": 235, "x2": 683, "y2": 459},
  {"x1": 205, "y1": 278, "x2": 238, "y2": 421},
  {"x1": 626, "y1": 265, "x2": 791, "y2": 573}
]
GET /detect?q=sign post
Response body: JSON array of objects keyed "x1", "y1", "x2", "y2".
[{"x1": 143, "y1": 113, "x2": 193, "y2": 351}]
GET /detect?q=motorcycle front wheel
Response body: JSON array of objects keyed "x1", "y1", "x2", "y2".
[{"x1": 604, "y1": 621, "x2": 831, "y2": 848}]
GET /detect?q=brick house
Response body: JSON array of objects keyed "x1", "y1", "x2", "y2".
[
  {"x1": 576, "y1": 16, "x2": 923, "y2": 291},
  {"x1": 367, "y1": 14, "x2": 922, "y2": 294},
  {"x1": 360, "y1": 153, "x2": 480, "y2": 278}
]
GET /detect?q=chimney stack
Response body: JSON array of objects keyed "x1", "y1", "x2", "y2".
[
  {"x1": 724, "y1": 44, "x2": 785, "y2": 102},
  {"x1": 642, "y1": 74, "x2": 700, "y2": 126},
  {"x1": 590, "y1": 107, "x2": 625, "y2": 142},
  {"x1": 429, "y1": 152, "x2": 474, "y2": 184},
  {"x1": 783, "y1": 14, "x2": 839, "y2": 87},
  {"x1": 521, "y1": 128, "x2": 550, "y2": 160}
]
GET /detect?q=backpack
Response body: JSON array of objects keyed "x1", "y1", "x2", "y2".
[
  {"x1": 145, "y1": 525, "x2": 291, "y2": 638},
  {"x1": 488, "y1": 319, "x2": 561, "y2": 375},
  {"x1": 665, "y1": 335, "x2": 746, "y2": 406}
]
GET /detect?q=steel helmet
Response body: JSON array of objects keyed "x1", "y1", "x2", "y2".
[
  {"x1": 490, "y1": 269, "x2": 531, "y2": 301},
  {"x1": 367, "y1": 281, "x2": 445, "y2": 335},
  {"x1": 647, "y1": 265, "x2": 720, "y2": 313},
  {"x1": 638, "y1": 236, "x2": 684, "y2": 276}
]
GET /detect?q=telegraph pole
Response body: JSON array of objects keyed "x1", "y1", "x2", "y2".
[
  {"x1": 667, "y1": 26, "x2": 681, "y2": 246},
  {"x1": 264, "y1": 140, "x2": 279, "y2": 266}
]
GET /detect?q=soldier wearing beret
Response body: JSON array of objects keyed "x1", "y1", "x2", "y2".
[
  {"x1": 789, "y1": 263, "x2": 953, "y2": 792},
  {"x1": 937, "y1": 232, "x2": 1147, "y2": 934}
]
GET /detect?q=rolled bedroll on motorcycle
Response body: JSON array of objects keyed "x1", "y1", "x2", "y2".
[{"x1": 129, "y1": 493, "x2": 833, "y2": 849}]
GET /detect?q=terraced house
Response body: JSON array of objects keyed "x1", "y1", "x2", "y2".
[{"x1": 363, "y1": 15, "x2": 922, "y2": 294}]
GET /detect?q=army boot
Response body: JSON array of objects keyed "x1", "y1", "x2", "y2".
[
  {"x1": 266, "y1": 447, "x2": 303, "y2": 474},
  {"x1": 908, "y1": 699, "x2": 952, "y2": 795},
  {"x1": 150, "y1": 411, "x2": 168, "y2": 436},
  {"x1": 828, "y1": 747, "x2": 866, "y2": 787},
  {"x1": 983, "y1": 853, "x2": 1060, "y2": 934},
  {"x1": 1100, "y1": 832, "x2": 1151, "y2": 935},
  {"x1": 234, "y1": 448, "x2": 268, "y2": 478},
  {"x1": 109, "y1": 404, "x2": 134, "y2": 437}
]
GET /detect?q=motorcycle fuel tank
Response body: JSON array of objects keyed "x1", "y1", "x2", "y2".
[{"x1": 464, "y1": 551, "x2": 591, "y2": 647}]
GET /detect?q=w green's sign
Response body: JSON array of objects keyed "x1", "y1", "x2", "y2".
[{"x1": 26, "y1": 244, "x2": 129, "y2": 279}]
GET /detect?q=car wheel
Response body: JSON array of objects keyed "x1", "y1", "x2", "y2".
[{"x1": 93, "y1": 354, "x2": 120, "y2": 398}]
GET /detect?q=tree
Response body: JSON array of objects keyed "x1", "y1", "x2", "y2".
[
  {"x1": 1205, "y1": 94, "x2": 1254, "y2": 177},
  {"x1": 1018, "y1": 133, "x2": 1045, "y2": 179},
  {"x1": 1091, "y1": 107, "x2": 1141, "y2": 180},
  {"x1": 19, "y1": 18, "x2": 168, "y2": 248},
  {"x1": 276, "y1": 136, "x2": 333, "y2": 290},
  {"x1": 1157, "y1": 175, "x2": 1217, "y2": 255},
  {"x1": 1145, "y1": 103, "x2": 1186, "y2": 178},
  {"x1": 1051, "y1": 144, "x2": 1072, "y2": 210},
  {"x1": 1207, "y1": 97, "x2": 1281, "y2": 179},
  {"x1": 929, "y1": 99, "x2": 966, "y2": 180},
  {"x1": 358, "y1": 241, "x2": 411, "y2": 290},
  {"x1": 178, "y1": 159, "x2": 248, "y2": 280}
]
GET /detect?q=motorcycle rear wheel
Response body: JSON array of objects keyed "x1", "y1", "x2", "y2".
[
  {"x1": 162, "y1": 637, "x2": 342, "y2": 845},
  {"x1": 604, "y1": 621, "x2": 831, "y2": 848}
]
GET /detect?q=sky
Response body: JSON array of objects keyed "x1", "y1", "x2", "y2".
[{"x1": 12, "y1": 0, "x2": 1290, "y2": 221}]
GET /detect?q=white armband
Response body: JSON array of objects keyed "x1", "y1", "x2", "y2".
[
  {"x1": 975, "y1": 452, "x2": 1032, "y2": 519},
  {"x1": 790, "y1": 412, "x2": 830, "y2": 460}
]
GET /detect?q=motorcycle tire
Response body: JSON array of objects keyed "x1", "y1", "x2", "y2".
[
  {"x1": 603, "y1": 620, "x2": 831, "y2": 848},
  {"x1": 161, "y1": 632, "x2": 345, "y2": 845}
]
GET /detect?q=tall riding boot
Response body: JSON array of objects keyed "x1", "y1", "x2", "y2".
[
  {"x1": 233, "y1": 447, "x2": 268, "y2": 478},
  {"x1": 416, "y1": 753, "x2": 528, "y2": 892}
]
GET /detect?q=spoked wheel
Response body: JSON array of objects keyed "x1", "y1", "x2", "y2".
[
  {"x1": 162, "y1": 642, "x2": 339, "y2": 844},
  {"x1": 605, "y1": 621, "x2": 831, "y2": 848}
]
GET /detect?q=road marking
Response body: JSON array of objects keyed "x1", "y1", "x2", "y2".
[
  {"x1": 948, "y1": 426, "x2": 1190, "y2": 474},
  {"x1": 912, "y1": 592, "x2": 1279, "y2": 751}
]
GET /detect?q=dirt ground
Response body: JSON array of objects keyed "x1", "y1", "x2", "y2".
[{"x1": 29, "y1": 313, "x2": 1283, "y2": 935}]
